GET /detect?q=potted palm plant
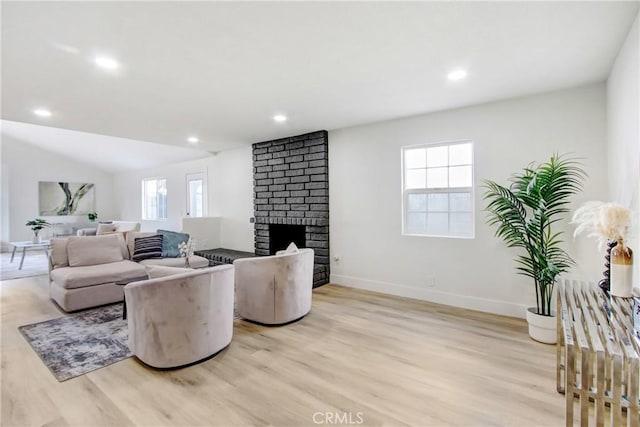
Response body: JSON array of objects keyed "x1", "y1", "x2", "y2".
[
  {"x1": 483, "y1": 154, "x2": 585, "y2": 343},
  {"x1": 26, "y1": 218, "x2": 51, "y2": 243}
]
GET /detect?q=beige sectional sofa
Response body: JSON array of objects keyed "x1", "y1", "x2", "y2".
[{"x1": 49, "y1": 232, "x2": 210, "y2": 312}]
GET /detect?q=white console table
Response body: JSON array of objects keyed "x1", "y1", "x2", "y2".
[{"x1": 9, "y1": 241, "x2": 50, "y2": 270}]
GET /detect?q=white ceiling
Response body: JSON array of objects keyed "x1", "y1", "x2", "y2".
[
  {"x1": 1, "y1": 1, "x2": 638, "y2": 154},
  {"x1": 1, "y1": 120, "x2": 211, "y2": 173}
]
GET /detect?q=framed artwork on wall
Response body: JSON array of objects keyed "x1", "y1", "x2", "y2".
[{"x1": 39, "y1": 181, "x2": 95, "y2": 216}]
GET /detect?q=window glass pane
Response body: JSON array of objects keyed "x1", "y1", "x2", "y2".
[
  {"x1": 142, "y1": 178, "x2": 167, "y2": 220},
  {"x1": 450, "y1": 212, "x2": 473, "y2": 236},
  {"x1": 426, "y1": 213, "x2": 448, "y2": 234},
  {"x1": 402, "y1": 141, "x2": 474, "y2": 237},
  {"x1": 449, "y1": 165, "x2": 472, "y2": 188},
  {"x1": 157, "y1": 179, "x2": 167, "y2": 219},
  {"x1": 406, "y1": 212, "x2": 427, "y2": 234},
  {"x1": 450, "y1": 192, "x2": 472, "y2": 212},
  {"x1": 189, "y1": 180, "x2": 203, "y2": 217},
  {"x1": 407, "y1": 193, "x2": 427, "y2": 212},
  {"x1": 405, "y1": 148, "x2": 426, "y2": 169},
  {"x1": 427, "y1": 167, "x2": 447, "y2": 188},
  {"x1": 449, "y1": 143, "x2": 472, "y2": 165},
  {"x1": 426, "y1": 146, "x2": 448, "y2": 167},
  {"x1": 406, "y1": 169, "x2": 426, "y2": 189},
  {"x1": 427, "y1": 193, "x2": 448, "y2": 211}
]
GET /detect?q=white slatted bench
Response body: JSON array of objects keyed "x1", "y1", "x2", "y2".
[{"x1": 557, "y1": 279, "x2": 640, "y2": 427}]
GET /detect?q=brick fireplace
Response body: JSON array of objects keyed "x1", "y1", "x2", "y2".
[{"x1": 252, "y1": 130, "x2": 329, "y2": 287}]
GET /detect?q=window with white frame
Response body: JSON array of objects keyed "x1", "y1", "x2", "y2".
[
  {"x1": 142, "y1": 178, "x2": 167, "y2": 220},
  {"x1": 402, "y1": 141, "x2": 474, "y2": 237}
]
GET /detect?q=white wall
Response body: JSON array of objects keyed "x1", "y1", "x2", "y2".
[
  {"x1": 1, "y1": 164, "x2": 9, "y2": 250},
  {"x1": 181, "y1": 216, "x2": 222, "y2": 251},
  {"x1": 329, "y1": 84, "x2": 608, "y2": 318},
  {"x1": 210, "y1": 146, "x2": 255, "y2": 252},
  {"x1": 113, "y1": 145, "x2": 254, "y2": 251},
  {"x1": 607, "y1": 12, "x2": 639, "y2": 290},
  {"x1": 114, "y1": 156, "x2": 214, "y2": 243},
  {"x1": 1, "y1": 135, "x2": 116, "y2": 244}
]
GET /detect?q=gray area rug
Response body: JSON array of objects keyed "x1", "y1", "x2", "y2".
[
  {"x1": 19, "y1": 304, "x2": 131, "y2": 381},
  {"x1": 1, "y1": 250, "x2": 49, "y2": 281},
  {"x1": 20, "y1": 302, "x2": 242, "y2": 382}
]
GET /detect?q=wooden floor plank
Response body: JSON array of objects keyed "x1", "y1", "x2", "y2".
[{"x1": 1, "y1": 275, "x2": 565, "y2": 426}]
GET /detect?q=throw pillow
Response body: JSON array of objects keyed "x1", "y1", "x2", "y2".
[
  {"x1": 157, "y1": 229, "x2": 190, "y2": 258},
  {"x1": 285, "y1": 242, "x2": 299, "y2": 253},
  {"x1": 125, "y1": 232, "x2": 155, "y2": 260},
  {"x1": 132, "y1": 235, "x2": 163, "y2": 262}
]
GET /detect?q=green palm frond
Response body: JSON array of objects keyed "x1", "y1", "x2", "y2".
[{"x1": 483, "y1": 154, "x2": 586, "y2": 316}]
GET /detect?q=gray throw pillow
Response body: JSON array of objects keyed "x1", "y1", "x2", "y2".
[{"x1": 157, "y1": 229, "x2": 190, "y2": 258}]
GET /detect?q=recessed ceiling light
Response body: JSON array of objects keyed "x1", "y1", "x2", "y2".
[
  {"x1": 94, "y1": 56, "x2": 119, "y2": 70},
  {"x1": 187, "y1": 137, "x2": 199, "y2": 143},
  {"x1": 447, "y1": 69, "x2": 467, "y2": 81},
  {"x1": 33, "y1": 109, "x2": 52, "y2": 117},
  {"x1": 273, "y1": 114, "x2": 287, "y2": 123}
]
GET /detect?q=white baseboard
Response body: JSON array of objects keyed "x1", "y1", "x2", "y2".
[{"x1": 330, "y1": 274, "x2": 528, "y2": 319}]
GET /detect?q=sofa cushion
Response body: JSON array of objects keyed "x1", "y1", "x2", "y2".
[
  {"x1": 139, "y1": 255, "x2": 209, "y2": 269},
  {"x1": 50, "y1": 260, "x2": 148, "y2": 289},
  {"x1": 157, "y1": 229, "x2": 190, "y2": 258},
  {"x1": 50, "y1": 238, "x2": 69, "y2": 268},
  {"x1": 132, "y1": 235, "x2": 163, "y2": 261},
  {"x1": 67, "y1": 234, "x2": 124, "y2": 267}
]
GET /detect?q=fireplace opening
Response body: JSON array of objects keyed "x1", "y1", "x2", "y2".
[{"x1": 269, "y1": 224, "x2": 306, "y2": 255}]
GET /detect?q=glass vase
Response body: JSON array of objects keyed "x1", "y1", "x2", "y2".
[{"x1": 610, "y1": 239, "x2": 633, "y2": 297}]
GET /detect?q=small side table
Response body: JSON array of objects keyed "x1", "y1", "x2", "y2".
[{"x1": 10, "y1": 241, "x2": 51, "y2": 270}]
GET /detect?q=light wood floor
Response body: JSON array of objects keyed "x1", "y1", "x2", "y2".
[{"x1": 1, "y1": 275, "x2": 565, "y2": 426}]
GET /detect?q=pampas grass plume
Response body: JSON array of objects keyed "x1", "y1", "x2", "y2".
[{"x1": 571, "y1": 201, "x2": 632, "y2": 250}]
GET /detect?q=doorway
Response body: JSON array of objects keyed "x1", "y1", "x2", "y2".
[{"x1": 186, "y1": 172, "x2": 207, "y2": 217}]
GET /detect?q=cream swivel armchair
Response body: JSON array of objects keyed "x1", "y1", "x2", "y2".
[
  {"x1": 233, "y1": 248, "x2": 314, "y2": 325},
  {"x1": 123, "y1": 265, "x2": 234, "y2": 368}
]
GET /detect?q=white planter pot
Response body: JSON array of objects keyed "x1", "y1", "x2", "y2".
[
  {"x1": 32, "y1": 234, "x2": 41, "y2": 244},
  {"x1": 526, "y1": 307, "x2": 557, "y2": 344}
]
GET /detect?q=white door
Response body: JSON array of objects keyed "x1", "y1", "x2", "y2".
[{"x1": 186, "y1": 172, "x2": 207, "y2": 217}]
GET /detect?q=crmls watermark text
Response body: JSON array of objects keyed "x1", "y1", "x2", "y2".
[{"x1": 312, "y1": 412, "x2": 364, "y2": 425}]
